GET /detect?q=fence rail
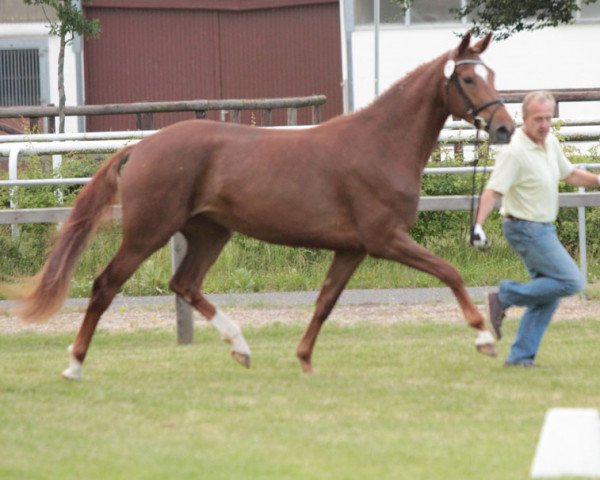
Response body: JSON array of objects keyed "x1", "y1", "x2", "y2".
[
  {"x1": 500, "y1": 88, "x2": 600, "y2": 117},
  {"x1": 2, "y1": 192, "x2": 599, "y2": 224},
  {"x1": 2, "y1": 87, "x2": 600, "y2": 135},
  {"x1": 0, "y1": 95, "x2": 327, "y2": 132}
]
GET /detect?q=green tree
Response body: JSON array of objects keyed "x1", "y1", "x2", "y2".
[
  {"x1": 23, "y1": 0, "x2": 100, "y2": 132},
  {"x1": 455, "y1": 0, "x2": 599, "y2": 40},
  {"x1": 393, "y1": 0, "x2": 599, "y2": 40}
]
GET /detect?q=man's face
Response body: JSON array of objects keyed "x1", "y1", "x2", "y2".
[{"x1": 522, "y1": 99, "x2": 554, "y2": 145}]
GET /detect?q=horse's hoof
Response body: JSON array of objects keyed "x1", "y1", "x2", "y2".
[
  {"x1": 231, "y1": 351, "x2": 250, "y2": 368},
  {"x1": 476, "y1": 343, "x2": 498, "y2": 357},
  {"x1": 474, "y1": 330, "x2": 497, "y2": 357},
  {"x1": 301, "y1": 363, "x2": 314, "y2": 374},
  {"x1": 62, "y1": 367, "x2": 82, "y2": 381},
  {"x1": 297, "y1": 353, "x2": 313, "y2": 374}
]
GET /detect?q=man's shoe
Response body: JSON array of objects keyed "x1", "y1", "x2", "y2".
[
  {"x1": 504, "y1": 359, "x2": 539, "y2": 368},
  {"x1": 486, "y1": 292, "x2": 506, "y2": 340}
]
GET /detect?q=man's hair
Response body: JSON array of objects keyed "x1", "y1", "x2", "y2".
[{"x1": 522, "y1": 91, "x2": 556, "y2": 117}]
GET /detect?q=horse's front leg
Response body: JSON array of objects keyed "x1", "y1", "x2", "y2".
[
  {"x1": 367, "y1": 229, "x2": 497, "y2": 357},
  {"x1": 297, "y1": 249, "x2": 366, "y2": 373}
]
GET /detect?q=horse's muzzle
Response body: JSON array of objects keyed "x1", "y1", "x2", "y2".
[{"x1": 489, "y1": 124, "x2": 514, "y2": 144}]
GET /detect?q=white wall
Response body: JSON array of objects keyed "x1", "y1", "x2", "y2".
[
  {"x1": 1, "y1": 23, "x2": 81, "y2": 132},
  {"x1": 351, "y1": 23, "x2": 600, "y2": 120}
]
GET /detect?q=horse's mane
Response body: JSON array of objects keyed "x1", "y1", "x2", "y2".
[
  {"x1": 347, "y1": 52, "x2": 446, "y2": 119},
  {"x1": 399, "y1": 53, "x2": 446, "y2": 88}
]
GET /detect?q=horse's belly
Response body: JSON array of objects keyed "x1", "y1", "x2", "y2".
[{"x1": 205, "y1": 209, "x2": 362, "y2": 250}]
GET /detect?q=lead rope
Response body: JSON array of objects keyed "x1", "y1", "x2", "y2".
[
  {"x1": 468, "y1": 126, "x2": 480, "y2": 233},
  {"x1": 443, "y1": 53, "x2": 499, "y2": 248},
  {"x1": 468, "y1": 126, "x2": 491, "y2": 249}
]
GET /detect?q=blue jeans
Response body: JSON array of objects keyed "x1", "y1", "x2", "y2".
[{"x1": 498, "y1": 219, "x2": 585, "y2": 364}]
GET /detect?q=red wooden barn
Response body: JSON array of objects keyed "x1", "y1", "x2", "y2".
[{"x1": 82, "y1": 0, "x2": 343, "y2": 130}]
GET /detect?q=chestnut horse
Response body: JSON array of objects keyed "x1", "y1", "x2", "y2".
[{"x1": 8, "y1": 33, "x2": 514, "y2": 380}]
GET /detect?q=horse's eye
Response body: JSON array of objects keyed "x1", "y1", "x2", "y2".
[{"x1": 463, "y1": 77, "x2": 475, "y2": 85}]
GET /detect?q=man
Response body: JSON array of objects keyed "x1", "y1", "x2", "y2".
[{"x1": 472, "y1": 90, "x2": 600, "y2": 367}]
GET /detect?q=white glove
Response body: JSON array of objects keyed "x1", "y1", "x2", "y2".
[{"x1": 471, "y1": 224, "x2": 489, "y2": 250}]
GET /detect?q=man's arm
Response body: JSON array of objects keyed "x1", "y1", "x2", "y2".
[
  {"x1": 564, "y1": 168, "x2": 600, "y2": 188},
  {"x1": 476, "y1": 188, "x2": 502, "y2": 226},
  {"x1": 471, "y1": 188, "x2": 502, "y2": 249}
]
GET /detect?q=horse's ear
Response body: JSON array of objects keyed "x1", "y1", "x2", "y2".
[
  {"x1": 470, "y1": 33, "x2": 492, "y2": 54},
  {"x1": 456, "y1": 32, "x2": 472, "y2": 57}
]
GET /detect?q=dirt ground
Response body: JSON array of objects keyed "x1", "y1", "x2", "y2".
[{"x1": 1, "y1": 295, "x2": 598, "y2": 335}]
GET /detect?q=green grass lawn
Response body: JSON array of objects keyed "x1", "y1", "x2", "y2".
[{"x1": 1, "y1": 317, "x2": 600, "y2": 479}]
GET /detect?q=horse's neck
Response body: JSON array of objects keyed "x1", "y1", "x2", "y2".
[{"x1": 360, "y1": 57, "x2": 449, "y2": 166}]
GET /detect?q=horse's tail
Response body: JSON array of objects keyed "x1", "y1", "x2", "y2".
[{"x1": 5, "y1": 145, "x2": 134, "y2": 323}]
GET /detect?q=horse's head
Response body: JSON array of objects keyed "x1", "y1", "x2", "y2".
[{"x1": 444, "y1": 32, "x2": 514, "y2": 144}]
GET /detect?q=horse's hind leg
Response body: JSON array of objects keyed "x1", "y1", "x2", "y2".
[
  {"x1": 297, "y1": 249, "x2": 366, "y2": 373},
  {"x1": 168, "y1": 216, "x2": 251, "y2": 368},
  {"x1": 63, "y1": 244, "x2": 159, "y2": 380},
  {"x1": 368, "y1": 229, "x2": 497, "y2": 357}
]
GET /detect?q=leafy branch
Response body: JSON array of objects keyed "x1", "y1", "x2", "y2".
[{"x1": 390, "y1": 0, "x2": 598, "y2": 40}]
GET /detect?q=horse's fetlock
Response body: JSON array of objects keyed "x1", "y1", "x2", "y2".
[
  {"x1": 475, "y1": 330, "x2": 495, "y2": 346},
  {"x1": 211, "y1": 310, "x2": 250, "y2": 355},
  {"x1": 68, "y1": 343, "x2": 85, "y2": 363},
  {"x1": 469, "y1": 319, "x2": 485, "y2": 331},
  {"x1": 63, "y1": 344, "x2": 84, "y2": 380},
  {"x1": 217, "y1": 320, "x2": 241, "y2": 341},
  {"x1": 297, "y1": 349, "x2": 310, "y2": 364}
]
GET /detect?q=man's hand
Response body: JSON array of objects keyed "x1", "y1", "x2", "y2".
[{"x1": 470, "y1": 224, "x2": 490, "y2": 251}]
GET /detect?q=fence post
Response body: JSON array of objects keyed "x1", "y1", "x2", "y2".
[
  {"x1": 230, "y1": 110, "x2": 241, "y2": 123},
  {"x1": 43, "y1": 103, "x2": 56, "y2": 133},
  {"x1": 261, "y1": 109, "x2": 272, "y2": 127},
  {"x1": 28, "y1": 116, "x2": 40, "y2": 133},
  {"x1": 287, "y1": 108, "x2": 298, "y2": 126},
  {"x1": 170, "y1": 233, "x2": 194, "y2": 344},
  {"x1": 578, "y1": 183, "x2": 588, "y2": 295},
  {"x1": 311, "y1": 105, "x2": 321, "y2": 124},
  {"x1": 8, "y1": 145, "x2": 21, "y2": 239},
  {"x1": 136, "y1": 112, "x2": 155, "y2": 130}
]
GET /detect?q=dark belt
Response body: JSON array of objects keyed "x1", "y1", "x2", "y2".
[{"x1": 505, "y1": 214, "x2": 550, "y2": 225}]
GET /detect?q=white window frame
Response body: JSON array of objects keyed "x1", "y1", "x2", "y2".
[
  {"x1": 0, "y1": 39, "x2": 50, "y2": 107},
  {"x1": 354, "y1": 0, "x2": 468, "y2": 27},
  {"x1": 576, "y1": 0, "x2": 600, "y2": 22}
]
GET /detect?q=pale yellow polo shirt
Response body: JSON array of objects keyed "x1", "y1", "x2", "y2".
[{"x1": 486, "y1": 128, "x2": 574, "y2": 223}]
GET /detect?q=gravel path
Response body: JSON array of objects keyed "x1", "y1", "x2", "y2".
[{"x1": 1, "y1": 287, "x2": 598, "y2": 334}]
